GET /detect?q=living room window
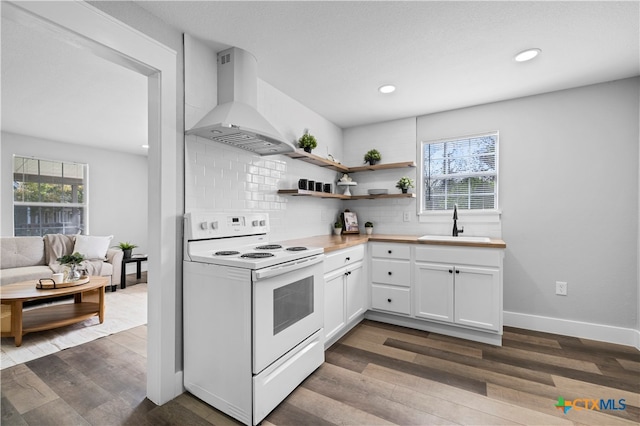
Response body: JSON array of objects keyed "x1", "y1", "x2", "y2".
[
  {"x1": 419, "y1": 132, "x2": 498, "y2": 214},
  {"x1": 12, "y1": 156, "x2": 88, "y2": 236}
]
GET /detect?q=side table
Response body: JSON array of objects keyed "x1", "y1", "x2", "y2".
[{"x1": 120, "y1": 255, "x2": 148, "y2": 290}]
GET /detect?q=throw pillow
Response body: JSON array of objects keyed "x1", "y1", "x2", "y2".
[{"x1": 73, "y1": 235, "x2": 113, "y2": 260}]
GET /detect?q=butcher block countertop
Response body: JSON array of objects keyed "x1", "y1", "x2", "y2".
[{"x1": 281, "y1": 234, "x2": 506, "y2": 254}]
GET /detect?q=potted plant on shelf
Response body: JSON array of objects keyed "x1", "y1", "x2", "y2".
[
  {"x1": 364, "y1": 149, "x2": 381, "y2": 165},
  {"x1": 118, "y1": 242, "x2": 138, "y2": 259},
  {"x1": 396, "y1": 177, "x2": 414, "y2": 194},
  {"x1": 57, "y1": 252, "x2": 85, "y2": 281},
  {"x1": 333, "y1": 220, "x2": 343, "y2": 236},
  {"x1": 298, "y1": 130, "x2": 317, "y2": 153},
  {"x1": 364, "y1": 221, "x2": 374, "y2": 235}
]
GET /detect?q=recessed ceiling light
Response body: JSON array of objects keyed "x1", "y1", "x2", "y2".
[
  {"x1": 378, "y1": 84, "x2": 396, "y2": 94},
  {"x1": 515, "y1": 48, "x2": 541, "y2": 62},
  {"x1": 142, "y1": 144, "x2": 149, "y2": 149}
]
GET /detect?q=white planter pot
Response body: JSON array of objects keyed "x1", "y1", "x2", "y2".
[
  {"x1": 365, "y1": 227, "x2": 373, "y2": 235},
  {"x1": 333, "y1": 227, "x2": 342, "y2": 235}
]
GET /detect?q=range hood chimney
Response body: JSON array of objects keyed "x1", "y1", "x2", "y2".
[{"x1": 186, "y1": 47, "x2": 295, "y2": 155}]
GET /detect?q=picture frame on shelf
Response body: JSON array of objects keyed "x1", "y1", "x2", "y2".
[{"x1": 342, "y1": 210, "x2": 359, "y2": 234}]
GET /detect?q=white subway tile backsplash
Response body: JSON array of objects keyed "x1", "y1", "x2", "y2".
[{"x1": 186, "y1": 135, "x2": 343, "y2": 240}]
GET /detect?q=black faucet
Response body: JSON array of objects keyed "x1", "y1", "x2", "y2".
[{"x1": 452, "y1": 204, "x2": 463, "y2": 236}]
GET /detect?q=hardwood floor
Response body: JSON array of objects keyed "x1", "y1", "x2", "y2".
[{"x1": 2, "y1": 319, "x2": 638, "y2": 425}]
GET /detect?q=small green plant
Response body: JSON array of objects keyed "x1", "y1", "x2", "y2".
[
  {"x1": 57, "y1": 252, "x2": 85, "y2": 266},
  {"x1": 364, "y1": 221, "x2": 374, "y2": 228},
  {"x1": 364, "y1": 149, "x2": 381, "y2": 165},
  {"x1": 396, "y1": 177, "x2": 414, "y2": 191},
  {"x1": 298, "y1": 130, "x2": 318, "y2": 152},
  {"x1": 118, "y1": 242, "x2": 138, "y2": 250},
  {"x1": 334, "y1": 221, "x2": 343, "y2": 228}
]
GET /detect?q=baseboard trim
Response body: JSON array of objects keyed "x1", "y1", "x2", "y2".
[
  {"x1": 504, "y1": 311, "x2": 640, "y2": 349},
  {"x1": 175, "y1": 370, "x2": 185, "y2": 395},
  {"x1": 365, "y1": 311, "x2": 503, "y2": 346}
]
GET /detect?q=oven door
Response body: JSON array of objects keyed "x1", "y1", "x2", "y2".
[{"x1": 252, "y1": 254, "x2": 324, "y2": 374}]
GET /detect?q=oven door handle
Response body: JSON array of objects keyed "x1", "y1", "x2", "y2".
[{"x1": 253, "y1": 255, "x2": 324, "y2": 280}]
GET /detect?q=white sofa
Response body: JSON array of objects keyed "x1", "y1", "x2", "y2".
[{"x1": 0, "y1": 235, "x2": 123, "y2": 287}]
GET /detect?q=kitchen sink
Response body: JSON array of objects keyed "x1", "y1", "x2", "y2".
[{"x1": 418, "y1": 235, "x2": 492, "y2": 243}]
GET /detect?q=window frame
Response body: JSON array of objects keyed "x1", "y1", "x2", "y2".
[
  {"x1": 12, "y1": 155, "x2": 89, "y2": 236},
  {"x1": 417, "y1": 131, "x2": 500, "y2": 221}
]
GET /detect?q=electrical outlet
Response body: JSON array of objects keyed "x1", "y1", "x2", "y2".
[
  {"x1": 403, "y1": 211, "x2": 411, "y2": 222},
  {"x1": 556, "y1": 281, "x2": 568, "y2": 296}
]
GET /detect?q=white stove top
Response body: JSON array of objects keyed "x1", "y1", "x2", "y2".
[
  {"x1": 187, "y1": 240, "x2": 323, "y2": 269},
  {"x1": 184, "y1": 211, "x2": 324, "y2": 269}
]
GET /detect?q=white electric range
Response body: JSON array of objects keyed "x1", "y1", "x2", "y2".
[{"x1": 183, "y1": 212, "x2": 325, "y2": 425}]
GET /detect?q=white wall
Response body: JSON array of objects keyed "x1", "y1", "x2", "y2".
[
  {"x1": 341, "y1": 117, "x2": 421, "y2": 232},
  {"x1": 1, "y1": 132, "x2": 149, "y2": 256},
  {"x1": 344, "y1": 78, "x2": 639, "y2": 333},
  {"x1": 184, "y1": 36, "x2": 345, "y2": 240}
]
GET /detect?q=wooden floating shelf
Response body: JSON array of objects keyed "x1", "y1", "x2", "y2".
[
  {"x1": 350, "y1": 193, "x2": 416, "y2": 200},
  {"x1": 283, "y1": 149, "x2": 415, "y2": 173},
  {"x1": 278, "y1": 189, "x2": 350, "y2": 199},
  {"x1": 348, "y1": 161, "x2": 416, "y2": 173},
  {"x1": 283, "y1": 150, "x2": 350, "y2": 173},
  {"x1": 278, "y1": 189, "x2": 416, "y2": 200}
]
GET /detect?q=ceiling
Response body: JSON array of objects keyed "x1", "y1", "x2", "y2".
[
  {"x1": 1, "y1": 11, "x2": 148, "y2": 155},
  {"x1": 2, "y1": 1, "x2": 638, "y2": 155}
]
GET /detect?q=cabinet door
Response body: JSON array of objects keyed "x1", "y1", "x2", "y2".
[
  {"x1": 346, "y1": 263, "x2": 365, "y2": 323},
  {"x1": 414, "y1": 263, "x2": 454, "y2": 323},
  {"x1": 454, "y1": 266, "x2": 500, "y2": 331},
  {"x1": 324, "y1": 271, "x2": 346, "y2": 342}
]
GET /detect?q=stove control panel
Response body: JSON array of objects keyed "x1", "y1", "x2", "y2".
[{"x1": 185, "y1": 212, "x2": 269, "y2": 240}]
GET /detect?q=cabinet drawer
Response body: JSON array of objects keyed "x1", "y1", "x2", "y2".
[
  {"x1": 371, "y1": 259, "x2": 410, "y2": 287},
  {"x1": 324, "y1": 245, "x2": 365, "y2": 273},
  {"x1": 371, "y1": 285, "x2": 410, "y2": 315},
  {"x1": 371, "y1": 243, "x2": 410, "y2": 260}
]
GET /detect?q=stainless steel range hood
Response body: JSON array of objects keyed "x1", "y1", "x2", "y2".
[{"x1": 186, "y1": 47, "x2": 295, "y2": 155}]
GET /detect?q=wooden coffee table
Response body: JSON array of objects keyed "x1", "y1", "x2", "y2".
[{"x1": 0, "y1": 276, "x2": 108, "y2": 346}]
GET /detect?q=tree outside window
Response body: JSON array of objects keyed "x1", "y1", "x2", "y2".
[{"x1": 13, "y1": 156, "x2": 88, "y2": 236}]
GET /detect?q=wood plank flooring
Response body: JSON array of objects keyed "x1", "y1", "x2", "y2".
[{"x1": 1, "y1": 319, "x2": 638, "y2": 425}]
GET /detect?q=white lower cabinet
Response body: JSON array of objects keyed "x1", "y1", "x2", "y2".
[
  {"x1": 370, "y1": 243, "x2": 412, "y2": 315},
  {"x1": 324, "y1": 271, "x2": 346, "y2": 342},
  {"x1": 414, "y1": 263, "x2": 453, "y2": 322},
  {"x1": 415, "y1": 262, "x2": 500, "y2": 331},
  {"x1": 346, "y1": 264, "x2": 365, "y2": 323},
  {"x1": 323, "y1": 245, "x2": 366, "y2": 347},
  {"x1": 367, "y1": 242, "x2": 504, "y2": 345}
]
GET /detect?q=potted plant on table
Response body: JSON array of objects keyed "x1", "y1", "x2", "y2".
[
  {"x1": 396, "y1": 177, "x2": 414, "y2": 194},
  {"x1": 118, "y1": 242, "x2": 138, "y2": 259},
  {"x1": 298, "y1": 130, "x2": 318, "y2": 153},
  {"x1": 57, "y1": 252, "x2": 85, "y2": 281},
  {"x1": 364, "y1": 221, "x2": 374, "y2": 235},
  {"x1": 363, "y1": 149, "x2": 381, "y2": 165}
]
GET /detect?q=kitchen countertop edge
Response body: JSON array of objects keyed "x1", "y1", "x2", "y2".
[{"x1": 281, "y1": 234, "x2": 507, "y2": 253}]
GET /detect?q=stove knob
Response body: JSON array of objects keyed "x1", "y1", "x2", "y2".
[
  {"x1": 199, "y1": 222, "x2": 208, "y2": 230},
  {"x1": 252, "y1": 220, "x2": 259, "y2": 227},
  {"x1": 259, "y1": 220, "x2": 266, "y2": 226},
  {"x1": 211, "y1": 221, "x2": 218, "y2": 230}
]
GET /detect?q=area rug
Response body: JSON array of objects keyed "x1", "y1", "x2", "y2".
[{"x1": 0, "y1": 283, "x2": 147, "y2": 369}]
